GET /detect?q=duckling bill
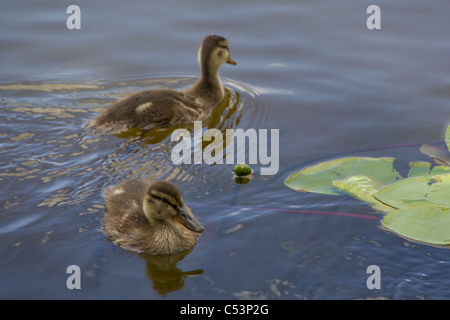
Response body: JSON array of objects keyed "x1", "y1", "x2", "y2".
[
  {"x1": 88, "y1": 35, "x2": 236, "y2": 134},
  {"x1": 103, "y1": 180, "x2": 203, "y2": 255}
]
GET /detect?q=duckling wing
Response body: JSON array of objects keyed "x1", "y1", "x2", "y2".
[
  {"x1": 89, "y1": 89, "x2": 204, "y2": 133},
  {"x1": 104, "y1": 180, "x2": 147, "y2": 225},
  {"x1": 137, "y1": 89, "x2": 204, "y2": 130}
]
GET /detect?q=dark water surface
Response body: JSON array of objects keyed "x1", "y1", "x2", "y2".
[{"x1": 1, "y1": 1, "x2": 450, "y2": 299}]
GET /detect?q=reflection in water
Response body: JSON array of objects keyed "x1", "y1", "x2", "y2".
[
  {"x1": 234, "y1": 176, "x2": 251, "y2": 185},
  {"x1": 141, "y1": 249, "x2": 203, "y2": 296}
]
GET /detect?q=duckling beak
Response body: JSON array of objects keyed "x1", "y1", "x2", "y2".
[
  {"x1": 174, "y1": 205, "x2": 204, "y2": 233},
  {"x1": 226, "y1": 56, "x2": 237, "y2": 65}
]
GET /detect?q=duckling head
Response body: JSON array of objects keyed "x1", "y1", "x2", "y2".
[
  {"x1": 142, "y1": 181, "x2": 204, "y2": 233},
  {"x1": 197, "y1": 34, "x2": 236, "y2": 79}
]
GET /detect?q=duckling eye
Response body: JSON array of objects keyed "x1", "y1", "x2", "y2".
[
  {"x1": 179, "y1": 211, "x2": 187, "y2": 219},
  {"x1": 158, "y1": 196, "x2": 178, "y2": 209}
]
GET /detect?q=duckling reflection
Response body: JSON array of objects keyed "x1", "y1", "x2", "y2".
[
  {"x1": 104, "y1": 179, "x2": 203, "y2": 255},
  {"x1": 141, "y1": 249, "x2": 203, "y2": 295},
  {"x1": 88, "y1": 35, "x2": 236, "y2": 134}
]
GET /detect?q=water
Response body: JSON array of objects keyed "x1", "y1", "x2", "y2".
[{"x1": 1, "y1": 0, "x2": 450, "y2": 299}]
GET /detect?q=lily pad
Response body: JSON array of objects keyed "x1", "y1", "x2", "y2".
[
  {"x1": 407, "y1": 161, "x2": 432, "y2": 178},
  {"x1": 382, "y1": 206, "x2": 450, "y2": 245},
  {"x1": 429, "y1": 165, "x2": 450, "y2": 175},
  {"x1": 375, "y1": 173, "x2": 450, "y2": 209},
  {"x1": 285, "y1": 131, "x2": 450, "y2": 246},
  {"x1": 285, "y1": 157, "x2": 402, "y2": 195},
  {"x1": 407, "y1": 161, "x2": 450, "y2": 177},
  {"x1": 332, "y1": 175, "x2": 394, "y2": 212}
]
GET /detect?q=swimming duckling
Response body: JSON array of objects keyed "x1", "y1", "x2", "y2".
[
  {"x1": 103, "y1": 180, "x2": 203, "y2": 255},
  {"x1": 88, "y1": 35, "x2": 236, "y2": 134}
]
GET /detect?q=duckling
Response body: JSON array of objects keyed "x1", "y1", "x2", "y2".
[
  {"x1": 103, "y1": 179, "x2": 204, "y2": 255},
  {"x1": 88, "y1": 35, "x2": 236, "y2": 134}
]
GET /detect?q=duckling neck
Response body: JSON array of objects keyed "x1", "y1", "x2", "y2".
[
  {"x1": 143, "y1": 208, "x2": 198, "y2": 254},
  {"x1": 150, "y1": 222, "x2": 199, "y2": 255},
  {"x1": 186, "y1": 67, "x2": 225, "y2": 106}
]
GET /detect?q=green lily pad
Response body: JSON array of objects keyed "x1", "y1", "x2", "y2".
[
  {"x1": 375, "y1": 173, "x2": 450, "y2": 209},
  {"x1": 382, "y1": 206, "x2": 450, "y2": 245},
  {"x1": 408, "y1": 161, "x2": 450, "y2": 177},
  {"x1": 285, "y1": 157, "x2": 402, "y2": 195},
  {"x1": 407, "y1": 161, "x2": 432, "y2": 178},
  {"x1": 430, "y1": 165, "x2": 450, "y2": 175},
  {"x1": 332, "y1": 175, "x2": 394, "y2": 212},
  {"x1": 285, "y1": 137, "x2": 450, "y2": 246},
  {"x1": 377, "y1": 173, "x2": 450, "y2": 245}
]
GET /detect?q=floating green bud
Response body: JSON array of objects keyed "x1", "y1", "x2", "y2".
[{"x1": 233, "y1": 163, "x2": 252, "y2": 177}]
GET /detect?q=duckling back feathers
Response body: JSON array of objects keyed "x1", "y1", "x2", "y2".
[{"x1": 89, "y1": 89, "x2": 204, "y2": 133}]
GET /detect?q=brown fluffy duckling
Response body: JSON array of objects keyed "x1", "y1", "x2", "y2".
[
  {"x1": 103, "y1": 180, "x2": 203, "y2": 255},
  {"x1": 88, "y1": 35, "x2": 236, "y2": 134}
]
